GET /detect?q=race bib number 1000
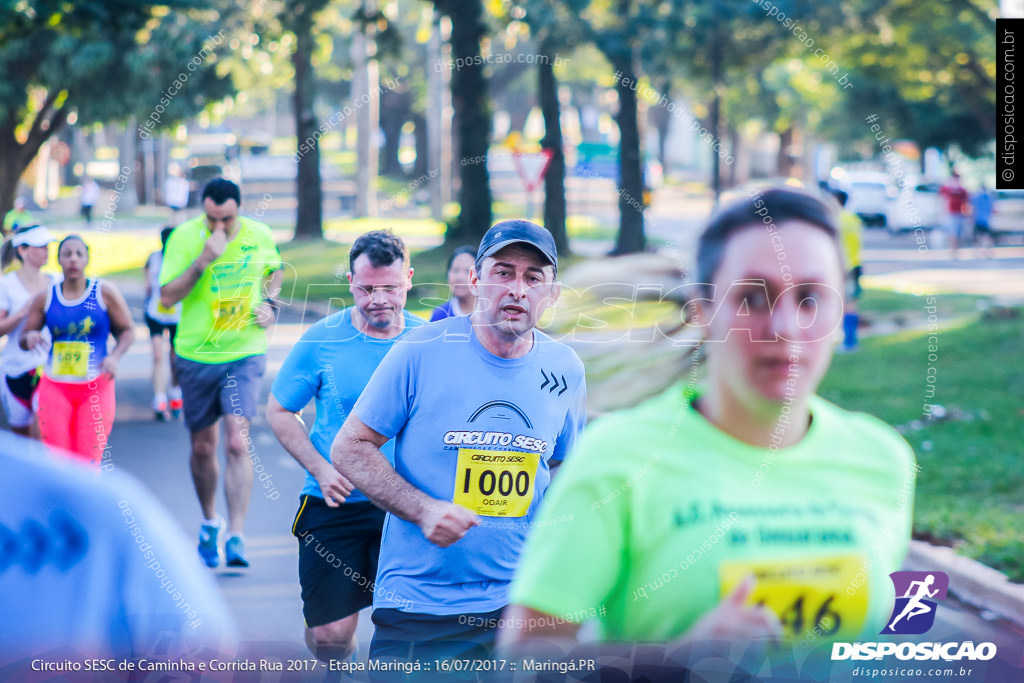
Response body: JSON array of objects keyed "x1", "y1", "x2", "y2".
[
  {"x1": 718, "y1": 555, "x2": 868, "y2": 642},
  {"x1": 452, "y1": 449, "x2": 540, "y2": 517}
]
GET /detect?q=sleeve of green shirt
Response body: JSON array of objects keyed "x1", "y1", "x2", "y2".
[
  {"x1": 510, "y1": 415, "x2": 632, "y2": 621},
  {"x1": 159, "y1": 221, "x2": 202, "y2": 287},
  {"x1": 256, "y1": 221, "x2": 282, "y2": 274},
  {"x1": 266, "y1": 237, "x2": 282, "y2": 274},
  {"x1": 881, "y1": 423, "x2": 917, "y2": 570}
]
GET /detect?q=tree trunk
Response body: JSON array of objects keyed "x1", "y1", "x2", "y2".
[
  {"x1": 292, "y1": 14, "x2": 323, "y2": 239},
  {"x1": 0, "y1": 95, "x2": 69, "y2": 230},
  {"x1": 611, "y1": 56, "x2": 645, "y2": 255},
  {"x1": 777, "y1": 126, "x2": 794, "y2": 178},
  {"x1": 710, "y1": 25, "x2": 723, "y2": 199},
  {"x1": 650, "y1": 80, "x2": 672, "y2": 171},
  {"x1": 411, "y1": 112, "x2": 429, "y2": 179},
  {"x1": 0, "y1": 124, "x2": 22, "y2": 230},
  {"x1": 118, "y1": 122, "x2": 139, "y2": 212},
  {"x1": 436, "y1": 0, "x2": 492, "y2": 243},
  {"x1": 379, "y1": 86, "x2": 411, "y2": 178},
  {"x1": 727, "y1": 124, "x2": 740, "y2": 188},
  {"x1": 538, "y1": 52, "x2": 568, "y2": 256}
]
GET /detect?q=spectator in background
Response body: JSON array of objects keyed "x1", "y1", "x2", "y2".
[
  {"x1": 835, "y1": 190, "x2": 863, "y2": 351},
  {"x1": 165, "y1": 165, "x2": 191, "y2": 218},
  {"x1": 80, "y1": 176, "x2": 100, "y2": 225},
  {"x1": 938, "y1": 171, "x2": 969, "y2": 258},
  {"x1": 3, "y1": 198, "x2": 32, "y2": 236},
  {"x1": 971, "y1": 184, "x2": 995, "y2": 255},
  {"x1": 430, "y1": 246, "x2": 476, "y2": 321}
]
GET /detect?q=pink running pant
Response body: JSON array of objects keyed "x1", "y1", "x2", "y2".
[{"x1": 36, "y1": 374, "x2": 116, "y2": 465}]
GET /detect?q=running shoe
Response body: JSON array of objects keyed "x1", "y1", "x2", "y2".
[
  {"x1": 154, "y1": 400, "x2": 169, "y2": 421},
  {"x1": 169, "y1": 397, "x2": 183, "y2": 419},
  {"x1": 198, "y1": 519, "x2": 223, "y2": 568},
  {"x1": 225, "y1": 534, "x2": 249, "y2": 568}
]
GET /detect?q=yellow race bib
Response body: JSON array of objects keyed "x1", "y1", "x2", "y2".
[
  {"x1": 452, "y1": 449, "x2": 539, "y2": 517},
  {"x1": 718, "y1": 555, "x2": 867, "y2": 642},
  {"x1": 157, "y1": 300, "x2": 178, "y2": 316},
  {"x1": 53, "y1": 341, "x2": 89, "y2": 378},
  {"x1": 212, "y1": 297, "x2": 250, "y2": 331}
]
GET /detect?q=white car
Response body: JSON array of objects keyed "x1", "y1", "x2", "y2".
[
  {"x1": 834, "y1": 171, "x2": 897, "y2": 227},
  {"x1": 990, "y1": 190, "x2": 1024, "y2": 237},
  {"x1": 886, "y1": 180, "x2": 942, "y2": 233}
]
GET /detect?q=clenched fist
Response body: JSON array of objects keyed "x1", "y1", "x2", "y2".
[{"x1": 417, "y1": 501, "x2": 479, "y2": 548}]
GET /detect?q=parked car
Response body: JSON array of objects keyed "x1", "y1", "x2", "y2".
[
  {"x1": 990, "y1": 190, "x2": 1024, "y2": 237},
  {"x1": 886, "y1": 179, "x2": 941, "y2": 233},
  {"x1": 832, "y1": 170, "x2": 896, "y2": 227}
]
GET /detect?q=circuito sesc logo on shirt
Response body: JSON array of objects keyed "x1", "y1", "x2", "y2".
[{"x1": 880, "y1": 571, "x2": 949, "y2": 635}]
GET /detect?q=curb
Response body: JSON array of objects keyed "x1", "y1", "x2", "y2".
[{"x1": 905, "y1": 540, "x2": 1024, "y2": 629}]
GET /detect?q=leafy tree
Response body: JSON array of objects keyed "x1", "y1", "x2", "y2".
[
  {"x1": 0, "y1": 0, "x2": 233, "y2": 226},
  {"x1": 837, "y1": 0, "x2": 995, "y2": 157}
]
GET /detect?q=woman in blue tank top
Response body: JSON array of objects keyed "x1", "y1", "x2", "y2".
[{"x1": 21, "y1": 235, "x2": 135, "y2": 465}]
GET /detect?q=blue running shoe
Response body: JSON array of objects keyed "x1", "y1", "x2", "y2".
[
  {"x1": 198, "y1": 519, "x2": 222, "y2": 568},
  {"x1": 225, "y1": 534, "x2": 249, "y2": 568}
]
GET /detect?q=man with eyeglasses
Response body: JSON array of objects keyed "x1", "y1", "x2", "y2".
[
  {"x1": 266, "y1": 230, "x2": 423, "y2": 664},
  {"x1": 160, "y1": 178, "x2": 282, "y2": 569}
]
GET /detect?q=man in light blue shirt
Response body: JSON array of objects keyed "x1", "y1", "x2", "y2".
[
  {"x1": 267, "y1": 231, "x2": 422, "y2": 664},
  {"x1": 332, "y1": 220, "x2": 587, "y2": 665}
]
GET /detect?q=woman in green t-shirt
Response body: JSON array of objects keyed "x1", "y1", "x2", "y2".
[{"x1": 501, "y1": 187, "x2": 916, "y2": 662}]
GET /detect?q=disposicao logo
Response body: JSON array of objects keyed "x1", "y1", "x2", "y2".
[
  {"x1": 881, "y1": 571, "x2": 949, "y2": 635},
  {"x1": 831, "y1": 570, "x2": 997, "y2": 662}
]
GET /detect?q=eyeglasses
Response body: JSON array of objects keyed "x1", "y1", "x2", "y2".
[{"x1": 350, "y1": 284, "x2": 403, "y2": 296}]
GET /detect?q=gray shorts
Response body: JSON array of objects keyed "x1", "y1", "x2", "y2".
[{"x1": 175, "y1": 354, "x2": 266, "y2": 432}]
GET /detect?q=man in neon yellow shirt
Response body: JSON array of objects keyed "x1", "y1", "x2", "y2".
[
  {"x1": 836, "y1": 189, "x2": 863, "y2": 350},
  {"x1": 160, "y1": 178, "x2": 282, "y2": 568},
  {"x1": 3, "y1": 198, "x2": 32, "y2": 235}
]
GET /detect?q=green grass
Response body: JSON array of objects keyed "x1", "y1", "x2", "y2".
[
  {"x1": 857, "y1": 288, "x2": 984, "y2": 319},
  {"x1": 46, "y1": 229, "x2": 161, "y2": 278},
  {"x1": 819, "y1": 309, "x2": 1024, "y2": 581},
  {"x1": 323, "y1": 216, "x2": 445, "y2": 239}
]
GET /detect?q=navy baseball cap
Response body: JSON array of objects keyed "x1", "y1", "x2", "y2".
[{"x1": 476, "y1": 220, "x2": 557, "y2": 271}]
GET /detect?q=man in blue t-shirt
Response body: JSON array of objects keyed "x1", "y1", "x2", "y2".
[
  {"x1": 331, "y1": 220, "x2": 587, "y2": 664},
  {"x1": 267, "y1": 231, "x2": 422, "y2": 664}
]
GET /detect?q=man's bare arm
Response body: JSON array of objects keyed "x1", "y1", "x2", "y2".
[
  {"x1": 331, "y1": 414, "x2": 478, "y2": 547},
  {"x1": 160, "y1": 229, "x2": 227, "y2": 308},
  {"x1": 267, "y1": 395, "x2": 353, "y2": 506}
]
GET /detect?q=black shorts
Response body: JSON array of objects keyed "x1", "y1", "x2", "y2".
[
  {"x1": 144, "y1": 313, "x2": 178, "y2": 341},
  {"x1": 368, "y1": 607, "x2": 503, "y2": 664},
  {"x1": 291, "y1": 495, "x2": 386, "y2": 628}
]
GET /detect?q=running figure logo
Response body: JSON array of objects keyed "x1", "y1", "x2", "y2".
[{"x1": 881, "y1": 571, "x2": 949, "y2": 635}]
